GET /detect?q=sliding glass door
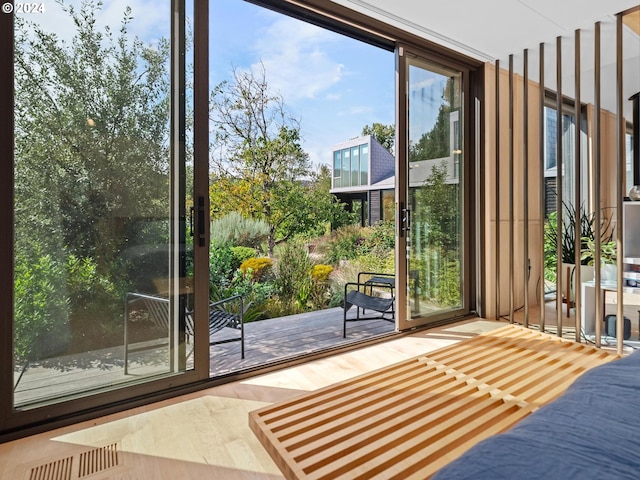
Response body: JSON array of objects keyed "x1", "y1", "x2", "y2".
[
  {"x1": 9, "y1": 0, "x2": 198, "y2": 412},
  {"x1": 397, "y1": 50, "x2": 469, "y2": 329}
]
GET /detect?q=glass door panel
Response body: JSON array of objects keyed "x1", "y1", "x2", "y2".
[
  {"x1": 12, "y1": 0, "x2": 193, "y2": 408},
  {"x1": 402, "y1": 57, "x2": 465, "y2": 326}
]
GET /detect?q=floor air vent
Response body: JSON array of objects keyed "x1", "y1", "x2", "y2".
[
  {"x1": 27, "y1": 456, "x2": 73, "y2": 480},
  {"x1": 77, "y1": 443, "x2": 120, "y2": 478}
]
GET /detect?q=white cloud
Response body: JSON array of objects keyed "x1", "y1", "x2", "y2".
[
  {"x1": 19, "y1": 0, "x2": 168, "y2": 46},
  {"x1": 338, "y1": 105, "x2": 375, "y2": 117},
  {"x1": 251, "y1": 15, "x2": 344, "y2": 101}
]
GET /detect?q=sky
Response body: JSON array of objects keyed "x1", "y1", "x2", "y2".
[
  {"x1": 209, "y1": 1, "x2": 395, "y2": 168},
  {"x1": 16, "y1": 0, "x2": 395, "y2": 169}
]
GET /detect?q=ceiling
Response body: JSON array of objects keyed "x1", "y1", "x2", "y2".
[
  {"x1": 331, "y1": 0, "x2": 640, "y2": 62},
  {"x1": 329, "y1": 1, "x2": 639, "y2": 117}
]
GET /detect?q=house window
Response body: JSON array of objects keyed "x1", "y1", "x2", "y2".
[
  {"x1": 333, "y1": 150, "x2": 341, "y2": 188},
  {"x1": 382, "y1": 189, "x2": 395, "y2": 221},
  {"x1": 544, "y1": 106, "x2": 558, "y2": 170},
  {"x1": 332, "y1": 143, "x2": 372, "y2": 188},
  {"x1": 351, "y1": 146, "x2": 360, "y2": 186},
  {"x1": 543, "y1": 104, "x2": 580, "y2": 210},
  {"x1": 360, "y1": 144, "x2": 369, "y2": 185},
  {"x1": 342, "y1": 148, "x2": 351, "y2": 187}
]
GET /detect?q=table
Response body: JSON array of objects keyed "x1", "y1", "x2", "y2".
[{"x1": 580, "y1": 281, "x2": 640, "y2": 336}]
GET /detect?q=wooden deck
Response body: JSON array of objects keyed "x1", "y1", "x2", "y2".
[
  {"x1": 249, "y1": 324, "x2": 620, "y2": 480},
  {"x1": 14, "y1": 307, "x2": 395, "y2": 406}
]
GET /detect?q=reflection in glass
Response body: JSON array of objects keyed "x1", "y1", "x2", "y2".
[
  {"x1": 407, "y1": 63, "x2": 463, "y2": 318},
  {"x1": 12, "y1": 0, "x2": 191, "y2": 407}
]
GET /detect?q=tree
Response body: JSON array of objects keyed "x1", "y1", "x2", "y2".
[
  {"x1": 409, "y1": 78, "x2": 459, "y2": 162},
  {"x1": 361, "y1": 123, "x2": 395, "y2": 153},
  {"x1": 305, "y1": 164, "x2": 357, "y2": 232},
  {"x1": 209, "y1": 65, "x2": 314, "y2": 256},
  {"x1": 14, "y1": 1, "x2": 170, "y2": 270},
  {"x1": 412, "y1": 161, "x2": 460, "y2": 252},
  {"x1": 13, "y1": 0, "x2": 172, "y2": 356}
]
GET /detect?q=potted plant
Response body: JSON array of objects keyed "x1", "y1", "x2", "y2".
[
  {"x1": 545, "y1": 201, "x2": 611, "y2": 263},
  {"x1": 580, "y1": 238, "x2": 617, "y2": 283}
]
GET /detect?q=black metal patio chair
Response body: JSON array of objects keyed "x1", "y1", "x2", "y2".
[
  {"x1": 343, "y1": 275, "x2": 395, "y2": 338},
  {"x1": 124, "y1": 292, "x2": 245, "y2": 374}
]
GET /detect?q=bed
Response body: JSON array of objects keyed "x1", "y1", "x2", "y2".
[
  {"x1": 249, "y1": 324, "x2": 622, "y2": 479},
  {"x1": 432, "y1": 346, "x2": 640, "y2": 479}
]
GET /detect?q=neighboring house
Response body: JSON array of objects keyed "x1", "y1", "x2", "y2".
[
  {"x1": 330, "y1": 135, "x2": 395, "y2": 225},
  {"x1": 330, "y1": 132, "x2": 461, "y2": 226}
]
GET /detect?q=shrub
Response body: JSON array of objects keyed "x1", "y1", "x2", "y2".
[
  {"x1": 231, "y1": 246, "x2": 256, "y2": 269},
  {"x1": 211, "y1": 212, "x2": 269, "y2": 248},
  {"x1": 65, "y1": 255, "x2": 122, "y2": 349},
  {"x1": 210, "y1": 280, "x2": 272, "y2": 323},
  {"x1": 310, "y1": 264, "x2": 333, "y2": 283},
  {"x1": 323, "y1": 224, "x2": 364, "y2": 264},
  {"x1": 435, "y1": 258, "x2": 461, "y2": 306},
  {"x1": 14, "y1": 247, "x2": 71, "y2": 361},
  {"x1": 209, "y1": 241, "x2": 236, "y2": 288},
  {"x1": 66, "y1": 255, "x2": 118, "y2": 316},
  {"x1": 240, "y1": 257, "x2": 273, "y2": 282},
  {"x1": 309, "y1": 264, "x2": 334, "y2": 309},
  {"x1": 357, "y1": 220, "x2": 395, "y2": 254},
  {"x1": 276, "y1": 242, "x2": 313, "y2": 309}
]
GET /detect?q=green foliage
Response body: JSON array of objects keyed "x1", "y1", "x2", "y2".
[
  {"x1": 357, "y1": 220, "x2": 395, "y2": 255},
  {"x1": 14, "y1": 1, "x2": 173, "y2": 353},
  {"x1": 14, "y1": 247, "x2": 71, "y2": 361},
  {"x1": 14, "y1": 2, "x2": 170, "y2": 269},
  {"x1": 324, "y1": 225, "x2": 364, "y2": 264},
  {"x1": 211, "y1": 212, "x2": 269, "y2": 249},
  {"x1": 66, "y1": 254, "x2": 119, "y2": 319},
  {"x1": 276, "y1": 242, "x2": 313, "y2": 309},
  {"x1": 581, "y1": 239, "x2": 617, "y2": 266},
  {"x1": 209, "y1": 281, "x2": 271, "y2": 324},
  {"x1": 434, "y1": 259, "x2": 461, "y2": 306},
  {"x1": 230, "y1": 246, "x2": 257, "y2": 268},
  {"x1": 544, "y1": 201, "x2": 614, "y2": 265},
  {"x1": 412, "y1": 161, "x2": 460, "y2": 251},
  {"x1": 362, "y1": 123, "x2": 395, "y2": 153},
  {"x1": 209, "y1": 242, "x2": 237, "y2": 288},
  {"x1": 240, "y1": 257, "x2": 273, "y2": 282}
]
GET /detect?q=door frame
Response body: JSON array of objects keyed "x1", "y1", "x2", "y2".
[{"x1": 0, "y1": 0, "x2": 211, "y2": 438}]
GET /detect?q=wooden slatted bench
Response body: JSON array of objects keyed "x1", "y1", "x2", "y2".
[{"x1": 249, "y1": 324, "x2": 619, "y2": 480}]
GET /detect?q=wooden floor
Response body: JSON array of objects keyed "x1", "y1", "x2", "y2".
[
  {"x1": 2, "y1": 308, "x2": 632, "y2": 480},
  {"x1": 14, "y1": 307, "x2": 395, "y2": 406},
  {"x1": 1, "y1": 318, "x2": 504, "y2": 480}
]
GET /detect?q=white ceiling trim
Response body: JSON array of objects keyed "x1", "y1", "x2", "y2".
[
  {"x1": 335, "y1": 0, "x2": 495, "y2": 61},
  {"x1": 333, "y1": 0, "x2": 639, "y2": 62}
]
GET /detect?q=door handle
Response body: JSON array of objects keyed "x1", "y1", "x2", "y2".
[
  {"x1": 399, "y1": 202, "x2": 411, "y2": 237},
  {"x1": 197, "y1": 196, "x2": 206, "y2": 247},
  {"x1": 189, "y1": 206, "x2": 195, "y2": 237}
]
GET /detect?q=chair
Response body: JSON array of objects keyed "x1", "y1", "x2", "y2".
[
  {"x1": 343, "y1": 275, "x2": 395, "y2": 338},
  {"x1": 124, "y1": 292, "x2": 245, "y2": 374},
  {"x1": 358, "y1": 271, "x2": 395, "y2": 299}
]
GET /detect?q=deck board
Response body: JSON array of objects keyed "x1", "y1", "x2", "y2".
[
  {"x1": 13, "y1": 307, "x2": 395, "y2": 406},
  {"x1": 249, "y1": 324, "x2": 620, "y2": 480}
]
